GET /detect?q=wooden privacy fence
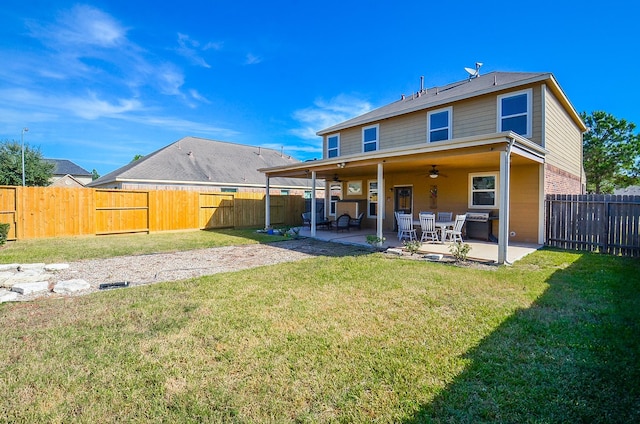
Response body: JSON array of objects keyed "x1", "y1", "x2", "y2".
[
  {"x1": 0, "y1": 186, "x2": 305, "y2": 240},
  {"x1": 545, "y1": 194, "x2": 640, "y2": 257}
]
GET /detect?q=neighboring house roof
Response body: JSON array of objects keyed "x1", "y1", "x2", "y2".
[
  {"x1": 88, "y1": 136, "x2": 316, "y2": 189},
  {"x1": 614, "y1": 186, "x2": 640, "y2": 195},
  {"x1": 318, "y1": 71, "x2": 586, "y2": 135},
  {"x1": 49, "y1": 174, "x2": 85, "y2": 188},
  {"x1": 45, "y1": 159, "x2": 92, "y2": 177}
]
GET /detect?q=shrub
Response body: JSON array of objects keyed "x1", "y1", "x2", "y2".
[
  {"x1": 403, "y1": 240, "x2": 421, "y2": 255},
  {"x1": 449, "y1": 242, "x2": 471, "y2": 262},
  {"x1": 366, "y1": 235, "x2": 386, "y2": 249},
  {"x1": 0, "y1": 223, "x2": 9, "y2": 246}
]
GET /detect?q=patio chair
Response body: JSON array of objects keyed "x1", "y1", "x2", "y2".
[
  {"x1": 333, "y1": 213, "x2": 351, "y2": 232},
  {"x1": 302, "y1": 212, "x2": 332, "y2": 229},
  {"x1": 445, "y1": 214, "x2": 467, "y2": 243},
  {"x1": 419, "y1": 213, "x2": 439, "y2": 243},
  {"x1": 349, "y1": 212, "x2": 364, "y2": 230},
  {"x1": 397, "y1": 213, "x2": 417, "y2": 241},
  {"x1": 436, "y1": 211, "x2": 453, "y2": 222}
]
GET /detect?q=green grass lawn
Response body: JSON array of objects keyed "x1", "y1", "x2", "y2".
[{"x1": 1, "y1": 232, "x2": 638, "y2": 423}]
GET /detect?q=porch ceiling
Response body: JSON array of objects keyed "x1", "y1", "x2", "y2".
[{"x1": 261, "y1": 132, "x2": 545, "y2": 180}]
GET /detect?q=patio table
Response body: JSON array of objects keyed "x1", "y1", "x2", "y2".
[
  {"x1": 413, "y1": 219, "x2": 453, "y2": 243},
  {"x1": 435, "y1": 221, "x2": 454, "y2": 243}
]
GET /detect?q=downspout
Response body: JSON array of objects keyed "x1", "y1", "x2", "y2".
[
  {"x1": 498, "y1": 137, "x2": 515, "y2": 265},
  {"x1": 311, "y1": 171, "x2": 317, "y2": 237},
  {"x1": 265, "y1": 176, "x2": 271, "y2": 229}
]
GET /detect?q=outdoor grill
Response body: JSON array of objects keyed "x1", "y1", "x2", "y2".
[{"x1": 465, "y1": 211, "x2": 497, "y2": 241}]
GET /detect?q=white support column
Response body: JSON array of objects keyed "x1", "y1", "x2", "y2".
[
  {"x1": 265, "y1": 176, "x2": 271, "y2": 230},
  {"x1": 377, "y1": 162, "x2": 384, "y2": 241},
  {"x1": 498, "y1": 141, "x2": 514, "y2": 264},
  {"x1": 311, "y1": 171, "x2": 317, "y2": 237}
]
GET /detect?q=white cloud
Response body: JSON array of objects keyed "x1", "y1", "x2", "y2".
[
  {"x1": 291, "y1": 94, "x2": 372, "y2": 139},
  {"x1": 28, "y1": 4, "x2": 127, "y2": 49},
  {"x1": 175, "y1": 33, "x2": 211, "y2": 68},
  {"x1": 66, "y1": 93, "x2": 143, "y2": 119},
  {"x1": 189, "y1": 89, "x2": 210, "y2": 103},
  {"x1": 157, "y1": 64, "x2": 185, "y2": 96},
  {"x1": 245, "y1": 53, "x2": 262, "y2": 65}
]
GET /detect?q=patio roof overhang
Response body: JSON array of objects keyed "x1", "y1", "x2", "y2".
[{"x1": 259, "y1": 132, "x2": 546, "y2": 180}]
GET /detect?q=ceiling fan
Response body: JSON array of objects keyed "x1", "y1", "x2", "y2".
[
  {"x1": 428, "y1": 165, "x2": 446, "y2": 179},
  {"x1": 332, "y1": 174, "x2": 342, "y2": 182}
]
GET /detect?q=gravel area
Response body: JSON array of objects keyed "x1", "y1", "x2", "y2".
[{"x1": 22, "y1": 238, "x2": 369, "y2": 301}]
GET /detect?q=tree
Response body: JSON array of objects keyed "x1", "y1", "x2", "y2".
[
  {"x1": 131, "y1": 154, "x2": 144, "y2": 162},
  {"x1": 0, "y1": 140, "x2": 54, "y2": 186},
  {"x1": 91, "y1": 169, "x2": 100, "y2": 180},
  {"x1": 581, "y1": 111, "x2": 640, "y2": 193}
]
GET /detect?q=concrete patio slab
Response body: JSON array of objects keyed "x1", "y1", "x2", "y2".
[{"x1": 297, "y1": 227, "x2": 540, "y2": 264}]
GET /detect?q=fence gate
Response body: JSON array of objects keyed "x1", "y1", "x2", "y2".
[
  {"x1": 0, "y1": 187, "x2": 17, "y2": 240},
  {"x1": 199, "y1": 193, "x2": 234, "y2": 229}
]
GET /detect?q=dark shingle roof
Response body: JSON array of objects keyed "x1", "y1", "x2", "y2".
[
  {"x1": 318, "y1": 71, "x2": 551, "y2": 135},
  {"x1": 88, "y1": 137, "x2": 312, "y2": 188},
  {"x1": 45, "y1": 159, "x2": 92, "y2": 176}
]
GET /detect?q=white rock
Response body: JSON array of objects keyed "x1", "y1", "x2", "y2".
[
  {"x1": 53, "y1": 279, "x2": 90, "y2": 294},
  {"x1": 0, "y1": 289, "x2": 19, "y2": 303},
  {"x1": 0, "y1": 264, "x2": 19, "y2": 272},
  {"x1": 11, "y1": 281, "x2": 50, "y2": 295},
  {"x1": 5, "y1": 270, "x2": 51, "y2": 286},
  {"x1": 18, "y1": 263, "x2": 46, "y2": 270},
  {"x1": 45, "y1": 263, "x2": 70, "y2": 271},
  {"x1": 386, "y1": 248, "x2": 404, "y2": 255},
  {"x1": 0, "y1": 271, "x2": 15, "y2": 287}
]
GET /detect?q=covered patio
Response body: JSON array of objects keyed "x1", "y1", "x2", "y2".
[
  {"x1": 261, "y1": 131, "x2": 547, "y2": 265},
  {"x1": 296, "y1": 227, "x2": 541, "y2": 264}
]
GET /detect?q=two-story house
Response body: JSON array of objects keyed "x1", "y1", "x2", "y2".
[{"x1": 261, "y1": 71, "x2": 586, "y2": 263}]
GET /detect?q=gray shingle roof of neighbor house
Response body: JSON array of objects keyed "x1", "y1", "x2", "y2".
[
  {"x1": 317, "y1": 71, "x2": 585, "y2": 135},
  {"x1": 88, "y1": 136, "x2": 317, "y2": 189},
  {"x1": 45, "y1": 159, "x2": 92, "y2": 176}
]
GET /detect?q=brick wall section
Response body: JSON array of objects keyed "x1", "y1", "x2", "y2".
[{"x1": 544, "y1": 164, "x2": 583, "y2": 194}]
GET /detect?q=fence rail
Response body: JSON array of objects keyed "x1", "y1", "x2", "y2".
[
  {"x1": 545, "y1": 194, "x2": 640, "y2": 257},
  {"x1": 0, "y1": 186, "x2": 305, "y2": 240}
]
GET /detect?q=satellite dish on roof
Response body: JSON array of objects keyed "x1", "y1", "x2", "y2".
[{"x1": 465, "y1": 62, "x2": 483, "y2": 80}]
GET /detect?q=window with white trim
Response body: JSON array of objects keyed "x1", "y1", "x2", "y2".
[
  {"x1": 362, "y1": 124, "x2": 379, "y2": 152},
  {"x1": 427, "y1": 107, "x2": 452, "y2": 142},
  {"x1": 468, "y1": 173, "x2": 499, "y2": 209},
  {"x1": 327, "y1": 134, "x2": 339, "y2": 158},
  {"x1": 498, "y1": 89, "x2": 532, "y2": 137},
  {"x1": 367, "y1": 180, "x2": 378, "y2": 217},
  {"x1": 329, "y1": 182, "x2": 342, "y2": 217}
]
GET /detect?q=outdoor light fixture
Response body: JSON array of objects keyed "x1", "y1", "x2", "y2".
[
  {"x1": 336, "y1": 162, "x2": 346, "y2": 168},
  {"x1": 21, "y1": 127, "x2": 29, "y2": 186}
]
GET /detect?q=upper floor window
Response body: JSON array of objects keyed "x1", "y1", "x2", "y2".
[
  {"x1": 327, "y1": 134, "x2": 339, "y2": 158},
  {"x1": 362, "y1": 124, "x2": 379, "y2": 152},
  {"x1": 427, "y1": 107, "x2": 452, "y2": 142},
  {"x1": 468, "y1": 172, "x2": 499, "y2": 209},
  {"x1": 498, "y1": 89, "x2": 532, "y2": 137}
]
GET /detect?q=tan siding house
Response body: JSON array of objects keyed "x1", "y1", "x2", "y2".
[{"x1": 262, "y1": 71, "x2": 586, "y2": 263}]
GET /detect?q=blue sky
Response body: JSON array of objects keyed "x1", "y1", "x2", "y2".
[{"x1": 1, "y1": 0, "x2": 638, "y2": 175}]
